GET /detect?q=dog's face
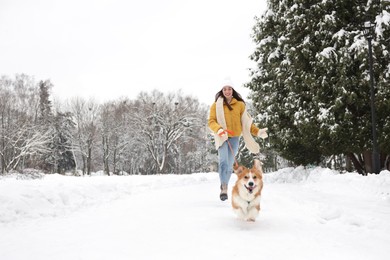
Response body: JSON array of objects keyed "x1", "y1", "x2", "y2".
[{"x1": 233, "y1": 160, "x2": 263, "y2": 195}]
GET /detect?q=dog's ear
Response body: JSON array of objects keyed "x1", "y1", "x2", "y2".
[
  {"x1": 253, "y1": 159, "x2": 263, "y2": 172},
  {"x1": 233, "y1": 165, "x2": 245, "y2": 175}
]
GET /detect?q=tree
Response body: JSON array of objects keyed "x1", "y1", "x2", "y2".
[
  {"x1": 69, "y1": 97, "x2": 99, "y2": 175},
  {"x1": 131, "y1": 90, "x2": 207, "y2": 174},
  {"x1": 99, "y1": 99, "x2": 133, "y2": 175},
  {"x1": 166, "y1": 95, "x2": 209, "y2": 174},
  {"x1": 47, "y1": 112, "x2": 76, "y2": 174},
  {"x1": 0, "y1": 74, "x2": 53, "y2": 173},
  {"x1": 0, "y1": 75, "x2": 13, "y2": 174},
  {"x1": 38, "y1": 80, "x2": 53, "y2": 123},
  {"x1": 247, "y1": 0, "x2": 390, "y2": 173}
]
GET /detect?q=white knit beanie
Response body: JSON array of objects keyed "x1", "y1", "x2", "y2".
[{"x1": 221, "y1": 77, "x2": 235, "y2": 88}]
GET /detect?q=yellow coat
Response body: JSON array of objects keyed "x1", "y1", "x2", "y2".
[{"x1": 208, "y1": 98, "x2": 260, "y2": 137}]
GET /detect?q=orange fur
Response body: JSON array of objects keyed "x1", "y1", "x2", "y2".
[{"x1": 231, "y1": 159, "x2": 263, "y2": 221}]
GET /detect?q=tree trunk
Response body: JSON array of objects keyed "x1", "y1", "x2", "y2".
[
  {"x1": 345, "y1": 154, "x2": 353, "y2": 172},
  {"x1": 362, "y1": 150, "x2": 372, "y2": 174},
  {"x1": 1, "y1": 137, "x2": 4, "y2": 174},
  {"x1": 102, "y1": 136, "x2": 109, "y2": 175},
  {"x1": 113, "y1": 148, "x2": 117, "y2": 175},
  {"x1": 346, "y1": 153, "x2": 364, "y2": 175},
  {"x1": 87, "y1": 148, "x2": 92, "y2": 175},
  {"x1": 0, "y1": 154, "x2": 4, "y2": 174},
  {"x1": 82, "y1": 155, "x2": 86, "y2": 175},
  {"x1": 384, "y1": 155, "x2": 390, "y2": 171},
  {"x1": 380, "y1": 152, "x2": 386, "y2": 172}
]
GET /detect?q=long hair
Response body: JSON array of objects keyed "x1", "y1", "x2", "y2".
[{"x1": 214, "y1": 87, "x2": 245, "y2": 110}]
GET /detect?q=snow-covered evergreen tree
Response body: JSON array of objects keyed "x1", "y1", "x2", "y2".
[
  {"x1": 49, "y1": 112, "x2": 76, "y2": 174},
  {"x1": 247, "y1": 0, "x2": 390, "y2": 173}
]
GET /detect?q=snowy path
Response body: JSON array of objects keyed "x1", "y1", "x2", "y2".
[{"x1": 1, "y1": 169, "x2": 389, "y2": 260}]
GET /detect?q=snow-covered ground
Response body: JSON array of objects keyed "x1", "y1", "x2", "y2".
[{"x1": 1, "y1": 167, "x2": 389, "y2": 260}]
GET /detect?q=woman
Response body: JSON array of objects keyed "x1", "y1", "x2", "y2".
[{"x1": 208, "y1": 79, "x2": 268, "y2": 201}]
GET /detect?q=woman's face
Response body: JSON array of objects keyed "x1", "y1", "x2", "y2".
[{"x1": 222, "y1": 86, "x2": 233, "y2": 99}]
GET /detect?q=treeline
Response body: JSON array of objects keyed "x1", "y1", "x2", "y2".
[{"x1": 0, "y1": 74, "x2": 214, "y2": 175}]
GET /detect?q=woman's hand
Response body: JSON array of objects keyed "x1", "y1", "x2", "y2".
[
  {"x1": 257, "y1": 128, "x2": 268, "y2": 139},
  {"x1": 217, "y1": 129, "x2": 226, "y2": 137}
]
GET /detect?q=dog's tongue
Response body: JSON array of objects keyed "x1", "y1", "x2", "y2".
[{"x1": 246, "y1": 185, "x2": 256, "y2": 193}]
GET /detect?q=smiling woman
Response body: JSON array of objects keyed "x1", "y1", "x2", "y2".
[
  {"x1": 208, "y1": 78, "x2": 268, "y2": 200},
  {"x1": 0, "y1": 0, "x2": 267, "y2": 105}
]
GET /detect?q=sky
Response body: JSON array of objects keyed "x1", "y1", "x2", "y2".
[
  {"x1": 0, "y1": 0, "x2": 268, "y2": 105},
  {"x1": 1, "y1": 167, "x2": 389, "y2": 259}
]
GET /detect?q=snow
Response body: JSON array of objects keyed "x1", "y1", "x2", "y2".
[
  {"x1": 324, "y1": 13, "x2": 335, "y2": 23},
  {"x1": 333, "y1": 29, "x2": 347, "y2": 40},
  {"x1": 376, "y1": 10, "x2": 390, "y2": 38},
  {"x1": 318, "y1": 107, "x2": 330, "y2": 121},
  {"x1": 267, "y1": 48, "x2": 281, "y2": 62},
  {"x1": 319, "y1": 46, "x2": 336, "y2": 59},
  {"x1": 1, "y1": 167, "x2": 390, "y2": 260},
  {"x1": 290, "y1": 4, "x2": 298, "y2": 12}
]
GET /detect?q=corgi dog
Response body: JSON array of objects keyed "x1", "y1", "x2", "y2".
[{"x1": 232, "y1": 159, "x2": 263, "y2": 222}]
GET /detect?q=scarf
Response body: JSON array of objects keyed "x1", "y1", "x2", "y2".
[{"x1": 214, "y1": 97, "x2": 260, "y2": 154}]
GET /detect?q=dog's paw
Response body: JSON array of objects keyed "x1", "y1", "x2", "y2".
[{"x1": 246, "y1": 218, "x2": 256, "y2": 222}]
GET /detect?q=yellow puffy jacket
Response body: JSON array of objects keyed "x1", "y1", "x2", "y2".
[{"x1": 208, "y1": 98, "x2": 259, "y2": 137}]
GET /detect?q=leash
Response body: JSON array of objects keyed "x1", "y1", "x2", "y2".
[{"x1": 219, "y1": 129, "x2": 238, "y2": 167}]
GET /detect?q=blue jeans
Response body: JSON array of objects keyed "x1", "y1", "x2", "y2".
[{"x1": 218, "y1": 137, "x2": 239, "y2": 186}]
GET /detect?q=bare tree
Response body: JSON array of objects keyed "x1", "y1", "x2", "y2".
[
  {"x1": 69, "y1": 97, "x2": 99, "y2": 175},
  {"x1": 165, "y1": 94, "x2": 209, "y2": 174},
  {"x1": 131, "y1": 90, "x2": 207, "y2": 174},
  {"x1": 3, "y1": 126, "x2": 53, "y2": 171},
  {"x1": 0, "y1": 74, "x2": 53, "y2": 173},
  {"x1": 99, "y1": 99, "x2": 132, "y2": 175},
  {"x1": 0, "y1": 75, "x2": 13, "y2": 174}
]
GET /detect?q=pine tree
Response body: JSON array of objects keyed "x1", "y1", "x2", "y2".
[
  {"x1": 38, "y1": 80, "x2": 53, "y2": 123},
  {"x1": 247, "y1": 0, "x2": 390, "y2": 173},
  {"x1": 51, "y1": 112, "x2": 76, "y2": 174}
]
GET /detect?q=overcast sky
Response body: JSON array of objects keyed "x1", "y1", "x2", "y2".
[{"x1": 0, "y1": 0, "x2": 267, "y2": 105}]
